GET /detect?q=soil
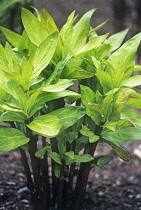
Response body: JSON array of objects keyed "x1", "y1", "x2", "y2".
[
  {"x1": 1, "y1": 141, "x2": 141, "y2": 210},
  {"x1": 1, "y1": 0, "x2": 141, "y2": 210}
]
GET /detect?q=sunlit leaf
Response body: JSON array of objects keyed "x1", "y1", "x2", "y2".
[
  {"x1": 62, "y1": 64, "x2": 95, "y2": 79},
  {"x1": 42, "y1": 79, "x2": 73, "y2": 92},
  {"x1": 96, "y1": 69, "x2": 113, "y2": 93},
  {"x1": 21, "y1": 8, "x2": 48, "y2": 46},
  {"x1": 0, "y1": 127, "x2": 29, "y2": 152},
  {"x1": 121, "y1": 107, "x2": 141, "y2": 127},
  {"x1": 126, "y1": 98, "x2": 141, "y2": 109},
  {"x1": 104, "y1": 28, "x2": 129, "y2": 52},
  {"x1": 80, "y1": 85, "x2": 95, "y2": 107},
  {"x1": 0, "y1": 26, "x2": 21, "y2": 48},
  {"x1": 49, "y1": 106, "x2": 86, "y2": 130},
  {"x1": 121, "y1": 75, "x2": 141, "y2": 88},
  {"x1": 27, "y1": 115, "x2": 61, "y2": 138},
  {"x1": 102, "y1": 126, "x2": 141, "y2": 142},
  {"x1": 0, "y1": 111, "x2": 25, "y2": 122},
  {"x1": 109, "y1": 32, "x2": 141, "y2": 72},
  {"x1": 64, "y1": 9, "x2": 96, "y2": 56}
]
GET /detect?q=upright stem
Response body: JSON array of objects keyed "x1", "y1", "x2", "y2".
[
  {"x1": 19, "y1": 148, "x2": 34, "y2": 195},
  {"x1": 42, "y1": 136, "x2": 51, "y2": 208},
  {"x1": 27, "y1": 129, "x2": 43, "y2": 210},
  {"x1": 70, "y1": 143, "x2": 96, "y2": 210},
  {"x1": 51, "y1": 138, "x2": 59, "y2": 204},
  {"x1": 57, "y1": 164, "x2": 65, "y2": 210},
  {"x1": 70, "y1": 125, "x2": 103, "y2": 210}
]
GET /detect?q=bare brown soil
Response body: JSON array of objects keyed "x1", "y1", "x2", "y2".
[{"x1": 1, "y1": 141, "x2": 141, "y2": 210}]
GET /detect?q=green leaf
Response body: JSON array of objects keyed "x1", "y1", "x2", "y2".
[
  {"x1": 101, "y1": 126, "x2": 141, "y2": 143},
  {"x1": 103, "y1": 119, "x2": 133, "y2": 131},
  {"x1": 64, "y1": 151, "x2": 75, "y2": 159},
  {"x1": 65, "y1": 154, "x2": 94, "y2": 165},
  {"x1": 96, "y1": 69, "x2": 113, "y2": 93},
  {"x1": 112, "y1": 65, "x2": 133, "y2": 88},
  {"x1": 101, "y1": 139, "x2": 130, "y2": 161},
  {"x1": 30, "y1": 90, "x2": 80, "y2": 116},
  {"x1": 60, "y1": 11, "x2": 76, "y2": 41},
  {"x1": 134, "y1": 65, "x2": 141, "y2": 71},
  {"x1": 102, "y1": 94, "x2": 114, "y2": 120},
  {"x1": 0, "y1": 44, "x2": 5, "y2": 58},
  {"x1": 121, "y1": 107, "x2": 141, "y2": 127},
  {"x1": 27, "y1": 115, "x2": 61, "y2": 138},
  {"x1": 0, "y1": 102, "x2": 23, "y2": 113},
  {"x1": 56, "y1": 131, "x2": 67, "y2": 154},
  {"x1": 6, "y1": 80, "x2": 26, "y2": 111},
  {"x1": 80, "y1": 125, "x2": 99, "y2": 143},
  {"x1": 109, "y1": 32, "x2": 141, "y2": 72},
  {"x1": 21, "y1": 8, "x2": 48, "y2": 46},
  {"x1": 35, "y1": 144, "x2": 62, "y2": 167},
  {"x1": 35, "y1": 145, "x2": 48, "y2": 158},
  {"x1": 28, "y1": 32, "x2": 58, "y2": 85},
  {"x1": 102, "y1": 60, "x2": 115, "y2": 76},
  {"x1": 46, "y1": 56, "x2": 71, "y2": 85},
  {"x1": 109, "y1": 88, "x2": 133, "y2": 121},
  {"x1": 18, "y1": 30, "x2": 36, "y2": 54},
  {"x1": 49, "y1": 106, "x2": 86, "y2": 130},
  {"x1": 89, "y1": 19, "x2": 109, "y2": 34},
  {"x1": 66, "y1": 131, "x2": 78, "y2": 144},
  {"x1": 74, "y1": 33, "x2": 109, "y2": 56},
  {"x1": 91, "y1": 155, "x2": 113, "y2": 168},
  {"x1": 25, "y1": 88, "x2": 42, "y2": 117},
  {"x1": 5, "y1": 43, "x2": 19, "y2": 73},
  {"x1": 121, "y1": 75, "x2": 141, "y2": 88},
  {"x1": 74, "y1": 154, "x2": 94, "y2": 162},
  {"x1": 80, "y1": 85, "x2": 95, "y2": 107},
  {"x1": 0, "y1": 111, "x2": 25, "y2": 122},
  {"x1": 53, "y1": 164, "x2": 61, "y2": 179},
  {"x1": 86, "y1": 103, "x2": 103, "y2": 125},
  {"x1": 0, "y1": 26, "x2": 21, "y2": 48},
  {"x1": 40, "y1": 8, "x2": 58, "y2": 34},
  {"x1": 0, "y1": 127, "x2": 29, "y2": 152},
  {"x1": 126, "y1": 98, "x2": 141, "y2": 109},
  {"x1": 93, "y1": 44, "x2": 111, "y2": 60},
  {"x1": 64, "y1": 94, "x2": 80, "y2": 104},
  {"x1": 75, "y1": 136, "x2": 88, "y2": 153},
  {"x1": 104, "y1": 28, "x2": 129, "y2": 52},
  {"x1": 48, "y1": 150, "x2": 62, "y2": 164},
  {"x1": 62, "y1": 64, "x2": 95, "y2": 79},
  {"x1": 64, "y1": 9, "x2": 96, "y2": 56},
  {"x1": 42, "y1": 79, "x2": 74, "y2": 92}
]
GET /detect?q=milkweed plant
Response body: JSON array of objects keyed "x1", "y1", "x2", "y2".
[{"x1": 1, "y1": 7, "x2": 141, "y2": 210}]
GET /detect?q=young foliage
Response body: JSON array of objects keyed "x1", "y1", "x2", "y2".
[{"x1": 1, "y1": 7, "x2": 141, "y2": 210}]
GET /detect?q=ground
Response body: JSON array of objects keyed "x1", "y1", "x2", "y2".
[{"x1": 1, "y1": 141, "x2": 141, "y2": 210}]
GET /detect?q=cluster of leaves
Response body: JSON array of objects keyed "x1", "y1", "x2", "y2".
[{"x1": 1, "y1": 7, "x2": 141, "y2": 209}]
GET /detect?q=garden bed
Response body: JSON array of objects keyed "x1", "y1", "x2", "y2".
[{"x1": 1, "y1": 141, "x2": 141, "y2": 210}]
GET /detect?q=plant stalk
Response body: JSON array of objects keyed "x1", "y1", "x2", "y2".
[
  {"x1": 27, "y1": 129, "x2": 43, "y2": 210},
  {"x1": 19, "y1": 148, "x2": 35, "y2": 195},
  {"x1": 42, "y1": 136, "x2": 51, "y2": 208},
  {"x1": 70, "y1": 125, "x2": 103, "y2": 210},
  {"x1": 57, "y1": 164, "x2": 65, "y2": 210}
]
